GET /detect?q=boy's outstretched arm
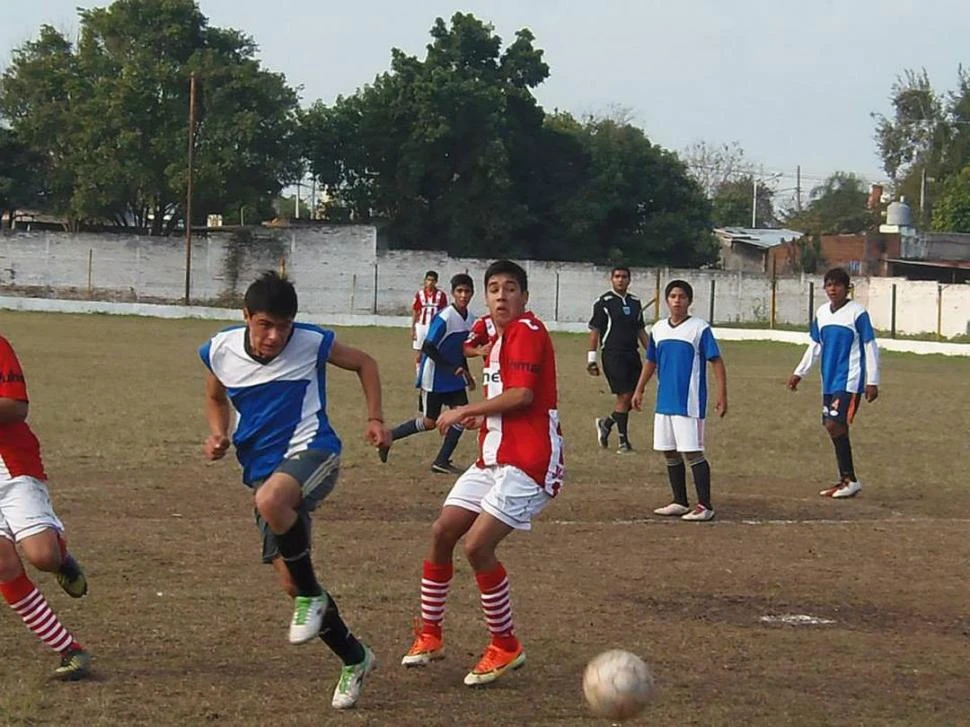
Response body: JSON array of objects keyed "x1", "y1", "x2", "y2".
[{"x1": 327, "y1": 340, "x2": 388, "y2": 447}]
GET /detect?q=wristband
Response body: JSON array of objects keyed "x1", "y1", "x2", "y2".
[
  {"x1": 586, "y1": 351, "x2": 597, "y2": 365},
  {"x1": 368, "y1": 417, "x2": 384, "y2": 423}
]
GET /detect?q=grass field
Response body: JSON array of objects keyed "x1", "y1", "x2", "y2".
[{"x1": 1, "y1": 310, "x2": 969, "y2": 726}]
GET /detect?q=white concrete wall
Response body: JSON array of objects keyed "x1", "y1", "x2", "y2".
[
  {"x1": 2, "y1": 295, "x2": 968, "y2": 357},
  {"x1": 2, "y1": 229, "x2": 969, "y2": 337}
]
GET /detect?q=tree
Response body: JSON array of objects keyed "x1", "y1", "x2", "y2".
[
  {"x1": 712, "y1": 176, "x2": 774, "y2": 228},
  {"x1": 931, "y1": 165, "x2": 970, "y2": 232},
  {"x1": 0, "y1": 0, "x2": 301, "y2": 234},
  {"x1": 0, "y1": 128, "x2": 48, "y2": 227},
  {"x1": 301, "y1": 13, "x2": 714, "y2": 266},
  {"x1": 681, "y1": 140, "x2": 747, "y2": 199},
  {"x1": 874, "y1": 67, "x2": 970, "y2": 223},
  {"x1": 785, "y1": 172, "x2": 872, "y2": 235}
]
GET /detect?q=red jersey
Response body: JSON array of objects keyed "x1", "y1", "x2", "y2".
[
  {"x1": 477, "y1": 312, "x2": 563, "y2": 496},
  {"x1": 412, "y1": 288, "x2": 448, "y2": 326},
  {"x1": 0, "y1": 336, "x2": 46, "y2": 481},
  {"x1": 465, "y1": 315, "x2": 497, "y2": 355}
]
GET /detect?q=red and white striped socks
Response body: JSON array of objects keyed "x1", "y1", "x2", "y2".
[
  {"x1": 420, "y1": 560, "x2": 453, "y2": 635},
  {"x1": 475, "y1": 562, "x2": 518, "y2": 651},
  {"x1": 1, "y1": 571, "x2": 80, "y2": 654}
]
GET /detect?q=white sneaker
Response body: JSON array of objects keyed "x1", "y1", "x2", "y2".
[
  {"x1": 653, "y1": 502, "x2": 691, "y2": 516},
  {"x1": 831, "y1": 480, "x2": 862, "y2": 498},
  {"x1": 681, "y1": 504, "x2": 715, "y2": 521},
  {"x1": 289, "y1": 594, "x2": 327, "y2": 644},
  {"x1": 332, "y1": 646, "x2": 377, "y2": 709}
]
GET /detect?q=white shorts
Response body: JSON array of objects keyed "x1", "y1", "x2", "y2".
[
  {"x1": 0, "y1": 476, "x2": 64, "y2": 542},
  {"x1": 653, "y1": 414, "x2": 705, "y2": 452},
  {"x1": 444, "y1": 465, "x2": 552, "y2": 531},
  {"x1": 413, "y1": 323, "x2": 430, "y2": 351}
]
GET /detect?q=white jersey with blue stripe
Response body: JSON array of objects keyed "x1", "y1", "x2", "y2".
[
  {"x1": 199, "y1": 323, "x2": 341, "y2": 485},
  {"x1": 794, "y1": 301, "x2": 880, "y2": 394},
  {"x1": 418, "y1": 305, "x2": 472, "y2": 393},
  {"x1": 646, "y1": 317, "x2": 721, "y2": 418}
]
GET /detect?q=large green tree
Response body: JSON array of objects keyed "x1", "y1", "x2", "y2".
[
  {"x1": 0, "y1": 0, "x2": 301, "y2": 234},
  {"x1": 302, "y1": 13, "x2": 714, "y2": 266}
]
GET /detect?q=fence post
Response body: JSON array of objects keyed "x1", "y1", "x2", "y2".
[
  {"x1": 708, "y1": 278, "x2": 715, "y2": 324},
  {"x1": 808, "y1": 281, "x2": 814, "y2": 327},
  {"x1": 554, "y1": 272, "x2": 561, "y2": 321},
  {"x1": 350, "y1": 273, "x2": 357, "y2": 311},
  {"x1": 654, "y1": 268, "x2": 661, "y2": 321},
  {"x1": 87, "y1": 248, "x2": 93, "y2": 295},
  {"x1": 279, "y1": 256, "x2": 286, "y2": 278},
  {"x1": 769, "y1": 256, "x2": 777, "y2": 328},
  {"x1": 937, "y1": 283, "x2": 943, "y2": 341},
  {"x1": 890, "y1": 284, "x2": 897, "y2": 339},
  {"x1": 372, "y1": 264, "x2": 378, "y2": 315}
]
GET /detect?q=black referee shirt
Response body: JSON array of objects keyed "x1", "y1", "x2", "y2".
[{"x1": 588, "y1": 291, "x2": 646, "y2": 352}]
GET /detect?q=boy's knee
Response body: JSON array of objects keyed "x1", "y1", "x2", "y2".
[{"x1": 462, "y1": 536, "x2": 493, "y2": 569}]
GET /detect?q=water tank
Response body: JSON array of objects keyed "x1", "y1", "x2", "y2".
[{"x1": 886, "y1": 199, "x2": 913, "y2": 227}]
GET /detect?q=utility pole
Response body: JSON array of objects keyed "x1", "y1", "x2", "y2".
[
  {"x1": 184, "y1": 72, "x2": 197, "y2": 305},
  {"x1": 796, "y1": 165, "x2": 802, "y2": 213},
  {"x1": 920, "y1": 167, "x2": 927, "y2": 226},
  {"x1": 751, "y1": 167, "x2": 760, "y2": 228},
  {"x1": 295, "y1": 180, "x2": 301, "y2": 220}
]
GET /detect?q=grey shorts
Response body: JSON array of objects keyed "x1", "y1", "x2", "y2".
[{"x1": 251, "y1": 449, "x2": 340, "y2": 564}]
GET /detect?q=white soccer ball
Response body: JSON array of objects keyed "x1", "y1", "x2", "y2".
[{"x1": 582, "y1": 649, "x2": 654, "y2": 721}]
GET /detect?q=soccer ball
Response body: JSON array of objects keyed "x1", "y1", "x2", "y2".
[{"x1": 582, "y1": 649, "x2": 654, "y2": 721}]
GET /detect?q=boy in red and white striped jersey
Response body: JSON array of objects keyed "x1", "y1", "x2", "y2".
[
  {"x1": 401, "y1": 260, "x2": 564, "y2": 686},
  {"x1": 0, "y1": 335, "x2": 91, "y2": 680},
  {"x1": 411, "y1": 271, "x2": 448, "y2": 369}
]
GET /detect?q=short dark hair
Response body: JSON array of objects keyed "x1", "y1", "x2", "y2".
[
  {"x1": 484, "y1": 259, "x2": 528, "y2": 293},
  {"x1": 665, "y1": 279, "x2": 693, "y2": 303},
  {"x1": 424, "y1": 270, "x2": 439, "y2": 281},
  {"x1": 611, "y1": 266, "x2": 631, "y2": 277},
  {"x1": 823, "y1": 267, "x2": 851, "y2": 287},
  {"x1": 244, "y1": 271, "x2": 298, "y2": 318},
  {"x1": 451, "y1": 273, "x2": 474, "y2": 292}
]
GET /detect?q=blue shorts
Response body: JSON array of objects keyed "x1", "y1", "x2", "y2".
[{"x1": 822, "y1": 392, "x2": 861, "y2": 425}]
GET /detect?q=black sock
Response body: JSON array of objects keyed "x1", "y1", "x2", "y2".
[
  {"x1": 435, "y1": 425, "x2": 463, "y2": 465},
  {"x1": 832, "y1": 434, "x2": 856, "y2": 481},
  {"x1": 276, "y1": 518, "x2": 322, "y2": 597},
  {"x1": 391, "y1": 417, "x2": 426, "y2": 442},
  {"x1": 602, "y1": 414, "x2": 615, "y2": 431},
  {"x1": 611, "y1": 411, "x2": 629, "y2": 441},
  {"x1": 666, "y1": 460, "x2": 689, "y2": 506},
  {"x1": 690, "y1": 458, "x2": 712, "y2": 509},
  {"x1": 319, "y1": 594, "x2": 366, "y2": 665}
]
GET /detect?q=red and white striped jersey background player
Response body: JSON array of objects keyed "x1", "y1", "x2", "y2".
[
  {"x1": 477, "y1": 312, "x2": 564, "y2": 496},
  {"x1": 412, "y1": 287, "x2": 449, "y2": 327},
  {"x1": 0, "y1": 336, "x2": 46, "y2": 481}
]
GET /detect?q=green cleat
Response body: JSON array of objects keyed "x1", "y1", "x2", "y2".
[
  {"x1": 56, "y1": 556, "x2": 88, "y2": 599},
  {"x1": 331, "y1": 646, "x2": 377, "y2": 709},
  {"x1": 54, "y1": 647, "x2": 92, "y2": 681},
  {"x1": 289, "y1": 594, "x2": 326, "y2": 644}
]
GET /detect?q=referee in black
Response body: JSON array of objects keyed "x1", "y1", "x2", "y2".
[{"x1": 587, "y1": 266, "x2": 650, "y2": 453}]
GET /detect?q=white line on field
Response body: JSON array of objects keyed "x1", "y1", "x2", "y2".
[{"x1": 547, "y1": 517, "x2": 970, "y2": 526}]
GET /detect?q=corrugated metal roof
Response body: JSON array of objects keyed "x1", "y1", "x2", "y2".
[{"x1": 714, "y1": 227, "x2": 804, "y2": 249}]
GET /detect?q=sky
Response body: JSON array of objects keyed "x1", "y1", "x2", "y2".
[{"x1": 4, "y1": 0, "x2": 970, "y2": 204}]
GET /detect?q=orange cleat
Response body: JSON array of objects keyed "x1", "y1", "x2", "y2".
[
  {"x1": 463, "y1": 642, "x2": 526, "y2": 686},
  {"x1": 401, "y1": 626, "x2": 445, "y2": 667}
]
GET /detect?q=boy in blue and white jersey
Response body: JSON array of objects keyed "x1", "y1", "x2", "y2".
[
  {"x1": 381, "y1": 274, "x2": 476, "y2": 474},
  {"x1": 199, "y1": 271, "x2": 389, "y2": 710},
  {"x1": 788, "y1": 267, "x2": 880, "y2": 499},
  {"x1": 633, "y1": 280, "x2": 728, "y2": 522}
]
